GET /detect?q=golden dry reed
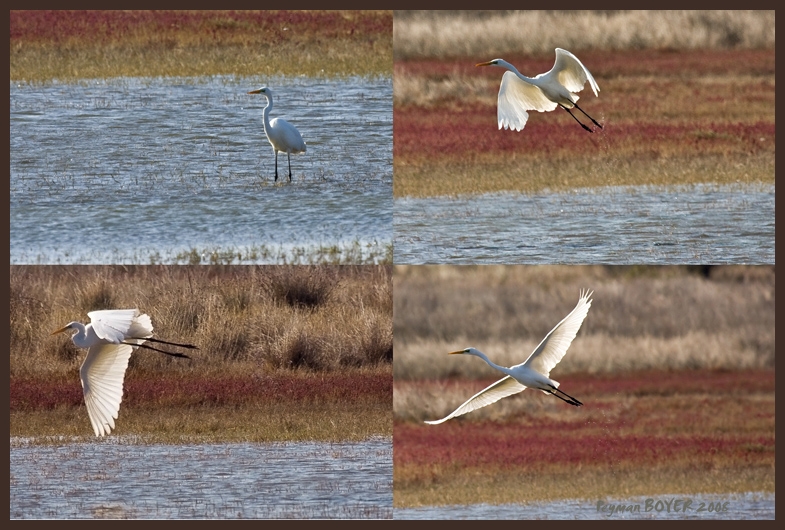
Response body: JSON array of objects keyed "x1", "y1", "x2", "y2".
[
  {"x1": 10, "y1": 265, "x2": 392, "y2": 442},
  {"x1": 394, "y1": 10, "x2": 775, "y2": 59},
  {"x1": 11, "y1": 10, "x2": 392, "y2": 82}
]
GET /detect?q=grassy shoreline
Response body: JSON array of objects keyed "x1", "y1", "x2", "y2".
[
  {"x1": 12, "y1": 369, "x2": 392, "y2": 444},
  {"x1": 11, "y1": 10, "x2": 392, "y2": 81},
  {"x1": 10, "y1": 265, "x2": 392, "y2": 442},
  {"x1": 393, "y1": 368, "x2": 774, "y2": 507},
  {"x1": 392, "y1": 265, "x2": 774, "y2": 507},
  {"x1": 393, "y1": 48, "x2": 774, "y2": 197}
]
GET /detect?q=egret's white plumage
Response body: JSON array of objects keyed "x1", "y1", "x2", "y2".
[
  {"x1": 248, "y1": 86, "x2": 306, "y2": 182},
  {"x1": 476, "y1": 48, "x2": 602, "y2": 132},
  {"x1": 51, "y1": 309, "x2": 195, "y2": 436},
  {"x1": 425, "y1": 290, "x2": 593, "y2": 425}
]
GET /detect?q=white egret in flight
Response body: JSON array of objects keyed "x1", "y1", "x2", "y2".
[
  {"x1": 425, "y1": 289, "x2": 592, "y2": 425},
  {"x1": 476, "y1": 48, "x2": 602, "y2": 132},
  {"x1": 51, "y1": 309, "x2": 196, "y2": 436},
  {"x1": 248, "y1": 86, "x2": 307, "y2": 182}
]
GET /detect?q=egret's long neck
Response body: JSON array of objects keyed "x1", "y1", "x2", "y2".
[
  {"x1": 499, "y1": 61, "x2": 534, "y2": 84},
  {"x1": 262, "y1": 97, "x2": 273, "y2": 132},
  {"x1": 470, "y1": 349, "x2": 511, "y2": 375},
  {"x1": 70, "y1": 323, "x2": 88, "y2": 347}
]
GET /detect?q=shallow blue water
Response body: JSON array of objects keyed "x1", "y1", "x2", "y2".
[
  {"x1": 10, "y1": 75, "x2": 392, "y2": 264},
  {"x1": 394, "y1": 492, "x2": 774, "y2": 520},
  {"x1": 10, "y1": 437, "x2": 392, "y2": 519},
  {"x1": 394, "y1": 183, "x2": 774, "y2": 264}
]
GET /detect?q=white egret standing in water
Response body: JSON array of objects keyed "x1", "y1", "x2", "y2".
[{"x1": 248, "y1": 86, "x2": 307, "y2": 182}]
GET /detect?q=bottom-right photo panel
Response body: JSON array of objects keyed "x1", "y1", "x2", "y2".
[{"x1": 393, "y1": 265, "x2": 774, "y2": 519}]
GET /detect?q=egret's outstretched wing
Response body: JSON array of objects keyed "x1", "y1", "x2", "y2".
[
  {"x1": 521, "y1": 289, "x2": 593, "y2": 378},
  {"x1": 79, "y1": 342, "x2": 134, "y2": 437},
  {"x1": 425, "y1": 376, "x2": 527, "y2": 425},
  {"x1": 87, "y1": 309, "x2": 149, "y2": 344},
  {"x1": 545, "y1": 48, "x2": 600, "y2": 99},
  {"x1": 497, "y1": 71, "x2": 558, "y2": 131}
]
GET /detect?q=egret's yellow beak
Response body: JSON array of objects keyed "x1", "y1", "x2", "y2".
[
  {"x1": 448, "y1": 350, "x2": 465, "y2": 355},
  {"x1": 475, "y1": 61, "x2": 494, "y2": 67},
  {"x1": 50, "y1": 325, "x2": 70, "y2": 336},
  {"x1": 248, "y1": 88, "x2": 262, "y2": 94}
]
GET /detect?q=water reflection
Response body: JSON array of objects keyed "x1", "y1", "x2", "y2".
[
  {"x1": 394, "y1": 183, "x2": 774, "y2": 264},
  {"x1": 394, "y1": 492, "x2": 774, "y2": 520},
  {"x1": 10, "y1": 437, "x2": 392, "y2": 519},
  {"x1": 10, "y1": 75, "x2": 392, "y2": 264}
]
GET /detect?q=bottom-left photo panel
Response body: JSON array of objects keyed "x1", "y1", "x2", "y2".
[{"x1": 10, "y1": 265, "x2": 393, "y2": 519}]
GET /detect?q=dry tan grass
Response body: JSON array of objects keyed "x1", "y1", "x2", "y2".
[
  {"x1": 393, "y1": 154, "x2": 775, "y2": 198},
  {"x1": 394, "y1": 10, "x2": 775, "y2": 59},
  {"x1": 394, "y1": 465, "x2": 774, "y2": 507},
  {"x1": 11, "y1": 10, "x2": 392, "y2": 81},
  {"x1": 393, "y1": 265, "x2": 774, "y2": 384},
  {"x1": 10, "y1": 265, "x2": 392, "y2": 378}
]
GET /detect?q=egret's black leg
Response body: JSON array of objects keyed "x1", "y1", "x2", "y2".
[
  {"x1": 124, "y1": 342, "x2": 191, "y2": 359},
  {"x1": 560, "y1": 105, "x2": 592, "y2": 132},
  {"x1": 554, "y1": 387, "x2": 583, "y2": 406},
  {"x1": 287, "y1": 152, "x2": 292, "y2": 182},
  {"x1": 138, "y1": 337, "x2": 198, "y2": 350},
  {"x1": 573, "y1": 102, "x2": 603, "y2": 129},
  {"x1": 274, "y1": 151, "x2": 279, "y2": 182},
  {"x1": 548, "y1": 386, "x2": 583, "y2": 406}
]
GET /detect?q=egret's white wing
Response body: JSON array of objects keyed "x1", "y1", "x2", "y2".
[
  {"x1": 497, "y1": 71, "x2": 558, "y2": 131},
  {"x1": 125, "y1": 313, "x2": 153, "y2": 345},
  {"x1": 80, "y1": 342, "x2": 134, "y2": 436},
  {"x1": 425, "y1": 376, "x2": 527, "y2": 425},
  {"x1": 520, "y1": 290, "x2": 593, "y2": 378},
  {"x1": 87, "y1": 309, "x2": 139, "y2": 343},
  {"x1": 269, "y1": 118, "x2": 306, "y2": 154},
  {"x1": 546, "y1": 48, "x2": 600, "y2": 98}
]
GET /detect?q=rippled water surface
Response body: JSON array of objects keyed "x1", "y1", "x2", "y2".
[
  {"x1": 10, "y1": 76, "x2": 392, "y2": 264},
  {"x1": 10, "y1": 437, "x2": 392, "y2": 519},
  {"x1": 394, "y1": 183, "x2": 774, "y2": 264},
  {"x1": 394, "y1": 492, "x2": 774, "y2": 520}
]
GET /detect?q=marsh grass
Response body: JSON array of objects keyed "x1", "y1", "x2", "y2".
[
  {"x1": 393, "y1": 57, "x2": 775, "y2": 197},
  {"x1": 10, "y1": 265, "x2": 392, "y2": 441},
  {"x1": 393, "y1": 265, "x2": 774, "y2": 383},
  {"x1": 11, "y1": 265, "x2": 392, "y2": 374},
  {"x1": 394, "y1": 465, "x2": 774, "y2": 508},
  {"x1": 393, "y1": 14, "x2": 775, "y2": 198},
  {"x1": 394, "y1": 369, "x2": 774, "y2": 506},
  {"x1": 392, "y1": 265, "x2": 775, "y2": 505},
  {"x1": 394, "y1": 153, "x2": 775, "y2": 198},
  {"x1": 394, "y1": 10, "x2": 774, "y2": 59},
  {"x1": 11, "y1": 10, "x2": 392, "y2": 82}
]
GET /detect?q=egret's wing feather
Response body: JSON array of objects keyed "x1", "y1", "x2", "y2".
[
  {"x1": 80, "y1": 343, "x2": 133, "y2": 437},
  {"x1": 549, "y1": 48, "x2": 600, "y2": 97},
  {"x1": 268, "y1": 118, "x2": 306, "y2": 153},
  {"x1": 522, "y1": 290, "x2": 593, "y2": 378},
  {"x1": 425, "y1": 376, "x2": 527, "y2": 425},
  {"x1": 497, "y1": 71, "x2": 558, "y2": 131},
  {"x1": 125, "y1": 314, "x2": 154, "y2": 344},
  {"x1": 87, "y1": 309, "x2": 139, "y2": 343}
]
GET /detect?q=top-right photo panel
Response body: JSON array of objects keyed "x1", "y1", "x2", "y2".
[{"x1": 393, "y1": 10, "x2": 774, "y2": 265}]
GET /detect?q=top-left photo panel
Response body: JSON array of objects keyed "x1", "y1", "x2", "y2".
[{"x1": 10, "y1": 10, "x2": 393, "y2": 265}]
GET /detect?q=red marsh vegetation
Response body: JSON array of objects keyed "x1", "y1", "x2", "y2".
[
  {"x1": 10, "y1": 10, "x2": 392, "y2": 80},
  {"x1": 394, "y1": 369, "x2": 774, "y2": 506},
  {"x1": 393, "y1": 47, "x2": 774, "y2": 197},
  {"x1": 10, "y1": 265, "x2": 392, "y2": 442},
  {"x1": 392, "y1": 265, "x2": 774, "y2": 506}
]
